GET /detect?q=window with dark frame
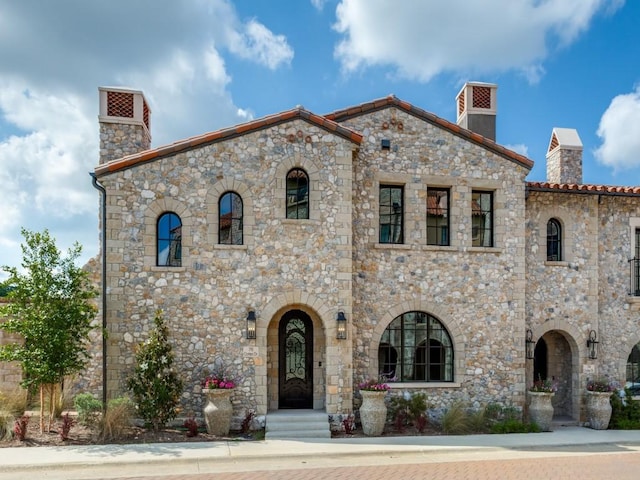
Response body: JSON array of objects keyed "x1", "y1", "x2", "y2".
[
  {"x1": 427, "y1": 188, "x2": 450, "y2": 246},
  {"x1": 219, "y1": 191, "x2": 243, "y2": 245},
  {"x1": 157, "y1": 212, "x2": 182, "y2": 266},
  {"x1": 546, "y1": 218, "x2": 562, "y2": 261},
  {"x1": 379, "y1": 185, "x2": 404, "y2": 244},
  {"x1": 286, "y1": 168, "x2": 309, "y2": 219},
  {"x1": 378, "y1": 311, "x2": 454, "y2": 382},
  {"x1": 471, "y1": 190, "x2": 493, "y2": 247}
]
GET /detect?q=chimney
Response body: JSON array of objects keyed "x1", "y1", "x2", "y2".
[
  {"x1": 456, "y1": 82, "x2": 497, "y2": 141},
  {"x1": 98, "y1": 87, "x2": 151, "y2": 164},
  {"x1": 546, "y1": 128, "x2": 583, "y2": 184}
]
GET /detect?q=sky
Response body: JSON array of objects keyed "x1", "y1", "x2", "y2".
[{"x1": 0, "y1": 0, "x2": 639, "y2": 273}]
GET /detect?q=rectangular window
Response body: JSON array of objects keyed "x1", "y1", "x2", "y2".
[
  {"x1": 379, "y1": 185, "x2": 404, "y2": 244},
  {"x1": 427, "y1": 188, "x2": 450, "y2": 246},
  {"x1": 633, "y1": 228, "x2": 640, "y2": 296},
  {"x1": 471, "y1": 190, "x2": 493, "y2": 247}
]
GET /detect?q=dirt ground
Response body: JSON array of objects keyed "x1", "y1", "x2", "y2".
[{"x1": 0, "y1": 416, "x2": 260, "y2": 448}]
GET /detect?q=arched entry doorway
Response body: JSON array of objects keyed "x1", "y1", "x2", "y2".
[
  {"x1": 533, "y1": 330, "x2": 576, "y2": 420},
  {"x1": 278, "y1": 310, "x2": 314, "y2": 409}
]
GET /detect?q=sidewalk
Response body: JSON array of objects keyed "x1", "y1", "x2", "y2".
[{"x1": 1, "y1": 426, "x2": 640, "y2": 474}]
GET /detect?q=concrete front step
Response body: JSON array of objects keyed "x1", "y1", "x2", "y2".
[{"x1": 265, "y1": 410, "x2": 331, "y2": 439}]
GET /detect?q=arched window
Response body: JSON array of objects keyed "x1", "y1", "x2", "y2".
[
  {"x1": 286, "y1": 168, "x2": 309, "y2": 219},
  {"x1": 157, "y1": 212, "x2": 182, "y2": 266},
  {"x1": 378, "y1": 311, "x2": 453, "y2": 382},
  {"x1": 219, "y1": 191, "x2": 243, "y2": 245},
  {"x1": 547, "y1": 218, "x2": 562, "y2": 261}
]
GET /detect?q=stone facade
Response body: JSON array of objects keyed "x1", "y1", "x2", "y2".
[{"x1": 4, "y1": 84, "x2": 639, "y2": 428}]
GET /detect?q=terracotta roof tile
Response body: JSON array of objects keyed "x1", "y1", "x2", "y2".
[
  {"x1": 96, "y1": 107, "x2": 363, "y2": 176},
  {"x1": 325, "y1": 95, "x2": 534, "y2": 170},
  {"x1": 526, "y1": 182, "x2": 640, "y2": 196}
]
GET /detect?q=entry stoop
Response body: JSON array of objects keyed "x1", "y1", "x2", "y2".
[{"x1": 265, "y1": 410, "x2": 331, "y2": 439}]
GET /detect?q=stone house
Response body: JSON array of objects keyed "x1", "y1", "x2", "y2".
[{"x1": 8, "y1": 82, "x2": 639, "y2": 426}]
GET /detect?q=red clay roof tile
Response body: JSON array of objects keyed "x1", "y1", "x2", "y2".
[{"x1": 526, "y1": 182, "x2": 640, "y2": 196}]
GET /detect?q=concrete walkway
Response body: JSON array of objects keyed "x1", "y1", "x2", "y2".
[{"x1": 1, "y1": 426, "x2": 640, "y2": 475}]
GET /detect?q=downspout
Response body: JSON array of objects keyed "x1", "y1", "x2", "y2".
[{"x1": 90, "y1": 172, "x2": 108, "y2": 408}]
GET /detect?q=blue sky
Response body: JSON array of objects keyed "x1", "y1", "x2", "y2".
[{"x1": 0, "y1": 0, "x2": 639, "y2": 272}]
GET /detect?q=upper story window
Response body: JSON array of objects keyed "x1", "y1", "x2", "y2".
[
  {"x1": 378, "y1": 311, "x2": 453, "y2": 382},
  {"x1": 219, "y1": 191, "x2": 243, "y2": 245},
  {"x1": 472, "y1": 190, "x2": 493, "y2": 247},
  {"x1": 427, "y1": 188, "x2": 450, "y2": 246},
  {"x1": 379, "y1": 185, "x2": 404, "y2": 244},
  {"x1": 286, "y1": 168, "x2": 309, "y2": 219},
  {"x1": 157, "y1": 212, "x2": 182, "y2": 266},
  {"x1": 546, "y1": 218, "x2": 562, "y2": 261}
]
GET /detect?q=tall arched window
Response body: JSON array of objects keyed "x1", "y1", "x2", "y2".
[
  {"x1": 378, "y1": 311, "x2": 453, "y2": 382},
  {"x1": 286, "y1": 168, "x2": 309, "y2": 219},
  {"x1": 157, "y1": 212, "x2": 182, "y2": 266},
  {"x1": 547, "y1": 218, "x2": 562, "y2": 261},
  {"x1": 219, "y1": 191, "x2": 243, "y2": 245}
]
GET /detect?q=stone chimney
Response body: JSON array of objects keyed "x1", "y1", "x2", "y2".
[
  {"x1": 98, "y1": 87, "x2": 151, "y2": 164},
  {"x1": 546, "y1": 128, "x2": 583, "y2": 184},
  {"x1": 456, "y1": 82, "x2": 498, "y2": 141}
]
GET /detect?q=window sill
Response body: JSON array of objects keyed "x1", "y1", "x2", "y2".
[
  {"x1": 388, "y1": 382, "x2": 460, "y2": 389},
  {"x1": 150, "y1": 266, "x2": 186, "y2": 272},
  {"x1": 625, "y1": 295, "x2": 640, "y2": 305},
  {"x1": 374, "y1": 243, "x2": 412, "y2": 250},
  {"x1": 544, "y1": 261, "x2": 569, "y2": 267},
  {"x1": 214, "y1": 244, "x2": 248, "y2": 250}
]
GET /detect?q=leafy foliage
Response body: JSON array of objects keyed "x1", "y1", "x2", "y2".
[
  {"x1": 389, "y1": 392, "x2": 430, "y2": 433},
  {"x1": 126, "y1": 310, "x2": 183, "y2": 430},
  {"x1": 0, "y1": 228, "x2": 97, "y2": 432},
  {"x1": 610, "y1": 388, "x2": 640, "y2": 429},
  {"x1": 74, "y1": 393, "x2": 103, "y2": 426}
]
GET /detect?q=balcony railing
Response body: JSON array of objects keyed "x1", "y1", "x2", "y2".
[{"x1": 629, "y1": 258, "x2": 640, "y2": 296}]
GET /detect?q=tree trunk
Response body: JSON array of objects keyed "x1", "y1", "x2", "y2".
[{"x1": 39, "y1": 385, "x2": 45, "y2": 434}]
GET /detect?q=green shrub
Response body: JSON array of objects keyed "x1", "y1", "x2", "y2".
[
  {"x1": 389, "y1": 393, "x2": 430, "y2": 432},
  {"x1": 74, "y1": 393, "x2": 102, "y2": 426},
  {"x1": 490, "y1": 419, "x2": 540, "y2": 434},
  {"x1": 0, "y1": 411, "x2": 13, "y2": 441},
  {"x1": 126, "y1": 310, "x2": 183, "y2": 430},
  {"x1": 610, "y1": 389, "x2": 640, "y2": 429}
]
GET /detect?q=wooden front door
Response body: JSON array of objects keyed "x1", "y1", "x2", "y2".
[{"x1": 278, "y1": 310, "x2": 313, "y2": 409}]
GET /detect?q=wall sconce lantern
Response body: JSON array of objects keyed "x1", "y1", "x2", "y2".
[
  {"x1": 525, "y1": 329, "x2": 535, "y2": 360},
  {"x1": 587, "y1": 330, "x2": 599, "y2": 359},
  {"x1": 246, "y1": 310, "x2": 256, "y2": 339},
  {"x1": 336, "y1": 311, "x2": 347, "y2": 340}
]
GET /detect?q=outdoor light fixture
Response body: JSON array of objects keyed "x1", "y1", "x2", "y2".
[
  {"x1": 587, "y1": 330, "x2": 599, "y2": 359},
  {"x1": 525, "y1": 329, "x2": 535, "y2": 360},
  {"x1": 336, "y1": 311, "x2": 347, "y2": 340},
  {"x1": 246, "y1": 310, "x2": 256, "y2": 339}
]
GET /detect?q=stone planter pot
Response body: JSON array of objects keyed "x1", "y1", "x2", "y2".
[
  {"x1": 202, "y1": 388, "x2": 234, "y2": 436},
  {"x1": 585, "y1": 391, "x2": 612, "y2": 430},
  {"x1": 359, "y1": 390, "x2": 387, "y2": 436},
  {"x1": 528, "y1": 391, "x2": 554, "y2": 431}
]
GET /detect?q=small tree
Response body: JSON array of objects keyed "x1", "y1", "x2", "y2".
[
  {"x1": 0, "y1": 228, "x2": 97, "y2": 433},
  {"x1": 127, "y1": 310, "x2": 183, "y2": 430}
]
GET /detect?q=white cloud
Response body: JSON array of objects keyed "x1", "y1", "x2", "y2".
[
  {"x1": 595, "y1": 86, "x2": 640, "y2": 172},
  {"x1": 0, "y1": 0, "x2": 293, "y2": 273},
  {"x1": 228, "y1": 20, "x2": 294, "y2": 70},
  {"x1": 504, "y1": 144, "x2": 529, "y2": 158},
  {"x1": 333, "y1": 0, "x2": 622, "y2": 83},
  {"x1": 311, "y1": 0, "x2": 328, "y2": 11}
]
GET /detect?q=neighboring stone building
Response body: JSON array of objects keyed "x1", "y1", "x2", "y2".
[{"x1": 80, "y1": 83, "x2": 640, "y2": 424}]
